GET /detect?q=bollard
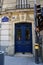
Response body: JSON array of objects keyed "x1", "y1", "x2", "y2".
[
  {"x1": 0, "y1": 51, "x2": 4, "y2": 65},
  {"x1": 34, "y1": 44, "x2": 39, "y2": 64}
]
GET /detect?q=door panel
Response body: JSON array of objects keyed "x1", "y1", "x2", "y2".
[{"x1": 15, "y1": 23, "x2": 32, "y2": 53}]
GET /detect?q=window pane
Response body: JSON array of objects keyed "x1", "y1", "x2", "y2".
[
  {"x1": 22, "y1": 0, "x2": 24, "y2": 8},
  {"x1": 25, "y1": 0, "x2": 26, "y2": 8},
  {"x1": 26, "y1": 29, "x2": 30, "y2": 40},
  {"x1": 20, "y1": 0, "x2": 22, "y2": 8},
  {"x1": 16, "y1": 29, "x2": 21, "y2": 40}
]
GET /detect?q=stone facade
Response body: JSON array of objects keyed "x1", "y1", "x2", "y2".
[{"x1": 0, "y1": 9, "x2": 35, "y2": 56}]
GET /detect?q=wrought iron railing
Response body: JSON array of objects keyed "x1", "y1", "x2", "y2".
[
  {"x1": 16, "y1": 4, "x2": 30, "y2": 9},
  {"x1": 1, "y1": 1, "x2": 34, "y2": 12}
]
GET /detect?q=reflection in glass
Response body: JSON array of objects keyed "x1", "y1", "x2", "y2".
[
  {"x1": 26, "y1": 29, "x2": 30, "y2": 40},
  {"x1": 16, "y1": 29, "x2": 21, "y2": 40}
]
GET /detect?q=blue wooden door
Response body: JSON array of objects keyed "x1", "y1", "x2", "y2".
[{"x1": 15, "y1": 23, "x2": 32, "y2": 53}]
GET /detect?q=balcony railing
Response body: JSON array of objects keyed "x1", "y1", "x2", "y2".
[
  {"x1": 1, "y1": 1, "x2": 34, "y2": 12},
  {"x1": 16, "y1": 1, "x2": 34, "y2": 9},
  {"x1": 16, "y1": 4, "x2": 31, "y2": 9}
]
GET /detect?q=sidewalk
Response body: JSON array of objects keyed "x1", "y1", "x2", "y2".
[{"x1": 4, "y1": 56, "x2": 43, "y2": 65}]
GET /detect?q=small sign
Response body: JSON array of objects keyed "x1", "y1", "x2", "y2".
[
  {"x1": 11, "y1": 15, "x2": 17, "y2": 21},
  {"x1": 2, "y1": 16, "x2": 9, "y2": 22}
]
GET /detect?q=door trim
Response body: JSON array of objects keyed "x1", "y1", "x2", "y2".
[{"x1": 13, "y1": 21, "x2": 35, "y2": 56}]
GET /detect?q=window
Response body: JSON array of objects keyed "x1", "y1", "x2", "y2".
[
  {"x1": 16, "y1": 0, "x2": 29, "y2": 8},
  {"x1": 16, "y1": 29, "x2": 21, "y2": 40},
  {"x1": 26, "y1": 29, "x2": 30, "y2": 40}
]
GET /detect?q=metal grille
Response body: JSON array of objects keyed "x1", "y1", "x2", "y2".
[{"x1": 16, "y1": 0, "x2": 34, "y2": 9}]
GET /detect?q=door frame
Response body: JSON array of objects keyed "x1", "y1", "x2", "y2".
[{"x1": 13, "y1": 21, "x2": 35, "y2": 55}]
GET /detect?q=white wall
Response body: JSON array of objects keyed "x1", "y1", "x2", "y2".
[
  {"x1": 2, "y1": 0, "x2": 16, "y2": 11},
  {"x1": 1, "y1": 22, "x2": 10, "y2": 46},
  {"x1": 0, "y1": 21, "x2": 14, "y2": 55}
]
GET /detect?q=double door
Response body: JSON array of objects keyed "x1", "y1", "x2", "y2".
[{"x1": 15, "y1": 23, "x2": 32, "y2": 53}]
